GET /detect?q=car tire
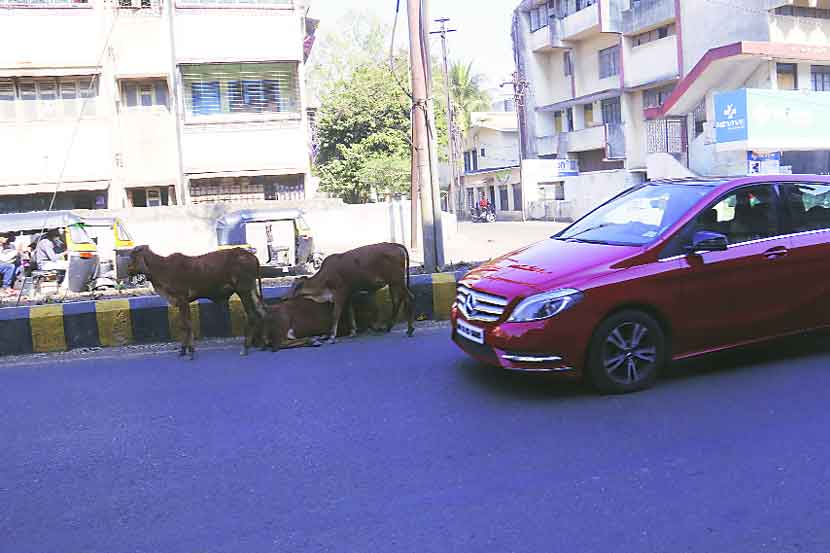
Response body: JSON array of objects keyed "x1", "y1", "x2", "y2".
[{"x1": 586, "y1": 310, "x2": 666, "y2": 394}]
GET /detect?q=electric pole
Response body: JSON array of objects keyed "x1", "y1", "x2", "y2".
[
  {"x1": 430, "y1": 17, "x2": 457, "y2": 215},
  {"x1": 407, "y1": 0, "x2": 445, "y2": 271},
  {"x1": 501, "y1": 71, "x2": 529, "y2": 221}
]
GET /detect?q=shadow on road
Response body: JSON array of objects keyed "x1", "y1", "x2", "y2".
[{"x1": 456, "y1": 330, "x2": 830, "y2": 399}]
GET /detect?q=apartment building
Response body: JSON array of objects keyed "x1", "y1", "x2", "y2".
[
  {"x1": 0, "y1": 0, "x2": 316, "y2": 213},
  {"x1": 460, "y1": 111, "x2": 522, "y2": 218},
  {"x1": 513, "y1": 0, "x2": 830, "y2": 220}
]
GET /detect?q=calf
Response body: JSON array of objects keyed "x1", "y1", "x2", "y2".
[
  {"x1": 289, "y1": 242, "x2": 415, "y2": 342},
  {"x1": 128, "y1": 245, "x2": 265, "y2": 359}
]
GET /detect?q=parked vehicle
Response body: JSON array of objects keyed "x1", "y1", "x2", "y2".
[
  {"x1": 471, "y1": 205, "x2": 497, "y2": 223},
  {"x1": 0, "y1": 211, "x2": 99, "y2": 293},
  {"x1": 75, "y1": 214, "x2": 135, "y2": 287},
  {"x1": 452, "y1": 175, "x2": 830, "y2": 393},
  {"x1": 215, "y1": 208, "x2": 322, "y2": 277}
]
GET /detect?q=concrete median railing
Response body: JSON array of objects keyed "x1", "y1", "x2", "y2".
[{"x1": 0, "y1": 271, "x2": 464, "y2": 357}]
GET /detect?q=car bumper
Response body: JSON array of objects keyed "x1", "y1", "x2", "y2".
[{"x1": 451, "y1": 306, "x2": 594, "y2": 376}]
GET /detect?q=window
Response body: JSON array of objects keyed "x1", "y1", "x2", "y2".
[
  {"x1": 181, "y1": 63, "x2": 300, "y2": 118},
  {"x1": 601, "y1": 97, "x2": 622, "y2": 125},
  {"x1": 599, "y1": 45, "x2": 620, "y2": 79},
  {"x1": 777, "y1": 63, "x2": 798, "y2": 90},
  {"x1": 0, "y1": 76, "x2": 97, "y2": 122},
  {"x1": 563, "y1": 51, "x2": 573, "y2": 76},
  {"x1": 643, "y1": 85, "x2": 675, "y2": 109},
  {"x1": 633, "y1": 24, "x2": 676, "y2": 47},
  {"x1": 693, "y1": 101, "x2": 706, "y2": 136},
  {"x1": 785, "y1": 182, "x2": 830, "y2": 232},
  {"x1": 121, "y1": 80, "x2": 169, "y2": 109},
  {"x1": 774, "y1": 5, "x2": 830, "y2": 19},
  {"x1": 177, "y1": 0, "x2": 290, "y2": 6},
  {"x1": 529, "y1": 4, "x2": 548, "y2": 32},
  {"x1": 554, "y1": 111, "x2": 563, "y2": 133},
  {"x1": 0, "y1": 0, "x2": 88, "y2": 5},
  {"x1": 480, "y1": 148, "x2": 486, "y2": 158},
  {"x1": 464, "y1": 151, "x2": 471, "y2": 172},
  {"x1": 565, "y1": 107, "x2": 574, "y2": 131},
  {"x1": 812, "y1": 65, "x2": 830, "y2": 91},
  {"x1": 584, "y1": 103, "x2": 594, "y2": 126},
  {"x1": 472, "y1": 149, "x2": 479, "y2": 171},
  {"x1": 689, "y1": 185, "x2": 780, "y2": 246}
]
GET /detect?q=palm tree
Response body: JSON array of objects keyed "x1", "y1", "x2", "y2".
[{"x1": 447, "y1": 61, "x2": 491, "y2": 133}]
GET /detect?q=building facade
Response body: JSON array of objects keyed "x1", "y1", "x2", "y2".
[
  {"x1": 0, "y1": 0, "x2": 316, "y2": 213},
  {"x1": 513, "y1": 0, "x2": 830, "y2": 220},
  {"x1": 460, "y1": 111, "x2": 523, "y2": 219}
]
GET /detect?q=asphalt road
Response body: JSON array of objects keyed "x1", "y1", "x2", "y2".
[{"x1": 2, "y1": 324, "x2": 830, "y2": 553}]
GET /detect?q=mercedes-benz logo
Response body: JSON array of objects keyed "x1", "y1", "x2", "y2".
[{"x1": 464, "y1": 294, "x2": 477, "y2": 316}]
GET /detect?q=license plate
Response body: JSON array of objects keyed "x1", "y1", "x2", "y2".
[{"x1": 457, "y1": 319, "x2": 485, "y2": 345}]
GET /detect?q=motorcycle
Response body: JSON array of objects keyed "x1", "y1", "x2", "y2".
[{"x1": 471, "y1": 205, "x2": 497, "y2": 223}]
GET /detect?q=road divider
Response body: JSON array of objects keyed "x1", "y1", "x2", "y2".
[{"x1": 0, "y1": 271, "x2": 466, "y2": 357}]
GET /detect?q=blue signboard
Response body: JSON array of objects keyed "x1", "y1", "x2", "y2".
[{"x1": 714, "y1": 89, "x2": 749, "y2": 143}]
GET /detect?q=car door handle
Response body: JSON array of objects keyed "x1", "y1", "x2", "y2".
[{"x1": 763, "y1": 246, "x2": 789, "y2": 260}]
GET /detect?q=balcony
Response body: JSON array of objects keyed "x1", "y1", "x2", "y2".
[
  {"x1": 621, "y1": 0, "x2": 676, "y2": 35},
  {"x1": 561, "y1": 2, "x2": 600, "y2": 40},
  {"x1": 624, "y1": 35, "x2": 678, "y2": 88},
  {"x1": 768, "y1": 13, "x2": 830, "y2": 46},
  {"x1": 536, "y1": 135, "x2": 559, "y2": 156},
  {"x1": 564, "y1": 124, "x2": 607, "y2": 152},
  {"x1": 119, "y1": 110, "x2": 179, "y2": 187},
  {"x1": 529, "y1": 19, "x2": 566, "y2": 52}
]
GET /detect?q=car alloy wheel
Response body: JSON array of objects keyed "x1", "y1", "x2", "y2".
[{"x1": 588, "y1": 310, "x2": 665, "y2": 394}]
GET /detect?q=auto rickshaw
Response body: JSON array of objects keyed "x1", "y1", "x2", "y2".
[
  {"x1": 215, "y1": 208, "x2": 322, "y2": 276},
  {"x1": 0, "y1": 211, "x2": 99, "y2": 293},
  {"x1": 75, "y1": 214, "x2": 135, "y2": 284}
]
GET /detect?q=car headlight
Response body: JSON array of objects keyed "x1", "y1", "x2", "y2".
[{"x1": 507, "y1": 288, "x2": 584, "y2": 323}]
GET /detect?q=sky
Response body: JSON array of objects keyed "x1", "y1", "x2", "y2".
[{"x1": 308, "y1": 0, "x2": 517, "y2": 89}]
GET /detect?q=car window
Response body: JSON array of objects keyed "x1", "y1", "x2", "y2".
[
  {"x1": 688, "y1": 184, "x2": 780, "y2": 246},
  {"x1": 784, "y1": 182, "x2": 830, "y2": 233},
  {"x1": 555, "y1": 184, "x2": 711, "y2": 246}
]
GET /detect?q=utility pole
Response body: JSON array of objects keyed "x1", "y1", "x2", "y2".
[
  {"x1": 407, "y1": 0, "x2": 445, "y2": 271},
  {"x1": 430, "y1": 17, "x2": 457, "y2": 215},
  {"x1": 501, "y1": 71, "x2": 529, "y2": 221},
  {"x1": 166, "y1": 0, "x2": 187, "y2": 205}
]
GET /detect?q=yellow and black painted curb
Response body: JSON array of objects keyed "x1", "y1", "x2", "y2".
[{"x1": 0, "y1": 271, "x2": 464, "y2": 357}]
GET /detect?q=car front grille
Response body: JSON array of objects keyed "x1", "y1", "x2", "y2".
[{"x1": 455, "y1": 284, "x2": 509, "y2": 323}]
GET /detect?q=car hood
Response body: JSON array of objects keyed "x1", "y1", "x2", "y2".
[{"x1": 460, "y1": 238, "x2": 643, "y2": 297}]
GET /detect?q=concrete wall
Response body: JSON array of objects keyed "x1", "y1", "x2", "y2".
[
  {"x1": 118, "y1": 110, "x2": 179, "y2": 187},
  {"x1": 112, "y1": 11, "x2": 171, "y2": 77},
  {"x1": 563, "y1": 169, "x2": 640, "y2": 218},
  {"x1": 0, "y1": 8, "x2": 102, "y2": 69},
  {"x1": 91, "y1": 200, "x2": 457, "y2": 258},
  {"x1": 768, "y1": 13, "x2": 830, "y2": 45},
  {"x1": 624, "y1": 36, "x2": 678, "y2": 88},
  {"x1": 174, "y1": 9, "x2": 303, "y2": 64},
  {"x1": 534, "y1": 50, "x2": 572, "y2": 108},
  {"x1": 573, "y1": 33, "x2": 620, "y2": 97},
  {"x1": 465, "y1": 127, "x2": 520, "y2": 171}
]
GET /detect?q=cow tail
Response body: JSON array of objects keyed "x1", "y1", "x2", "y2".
[
  {"x1": 402, "y1": 243, "x2": 411, "y2": 293},
  {"x1": 255, "y1": 258, "x2": 266, "y2": 317}
]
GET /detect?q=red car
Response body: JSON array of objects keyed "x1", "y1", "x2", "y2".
[{"x1": 452, "y1": 175, "x2": 830, "y2": 393}]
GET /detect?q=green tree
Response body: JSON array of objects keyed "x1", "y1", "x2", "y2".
[{"x1": 316, "y1": 61, "x2": 413, "y2": 203}]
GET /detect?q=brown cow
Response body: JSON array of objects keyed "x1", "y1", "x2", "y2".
[
  {"x1": 289, "y1": 242, "x2": 415, "y2": 342},
  {"x1": 262, "y1": 292, "x2": 383, "y2": 352},
  {"x1": 128, "y1": 245, "x2": 265, "y2": 359}
]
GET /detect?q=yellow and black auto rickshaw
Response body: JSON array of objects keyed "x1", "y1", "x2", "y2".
[
  {"x1": 0, "y1": 211, "x2": 100, "y2": 293},
  {"x1": 215, "y1": 208, "x2": 322, "y2": 276}
]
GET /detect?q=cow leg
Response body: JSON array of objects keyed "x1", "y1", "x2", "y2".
[
  {"x1": 386, "y1": 285, "x2": 402, "y2": 333},
  {"x1": 238, "y1": 289, "x2": 263, "y2": 357},
  {"x1": 327, "y1": 293, "x2": 348, "y2": 344},
  {"x1": 177, "y1": 303, "x2": 195, "y2": 360},
  {"x1": 404, "y1": 288, "x2": 416, "y2": 337},
  {"x1": 347, "y1": 303, "x2": 358, "y2": 338}
]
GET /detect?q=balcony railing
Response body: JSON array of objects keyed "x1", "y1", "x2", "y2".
[{"x1": 621, "y1": 0, "x2": 676, "y2": 35}]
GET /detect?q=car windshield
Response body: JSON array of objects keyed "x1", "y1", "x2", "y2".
[{"x1": 555, "y1": 183, "x2": 714, "y2": 246}]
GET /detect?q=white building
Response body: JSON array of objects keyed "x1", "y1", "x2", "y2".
[
  {"x1": 0, "y1": 0, "x2": 317, "y2": 212},
  {"x1": 460, "y1": 111, "x2": 522, "y2": 219},
  {"x1": 513, "y1": 0, "x2": 830, "y2": 221}
]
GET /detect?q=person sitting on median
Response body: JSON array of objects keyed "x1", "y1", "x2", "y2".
[
  {"x1": 0, "y1": 233, "x2": 20, "y2": 297},
  {"x1": 34, "y1": 229, "x2": 69, "y2": 287}
]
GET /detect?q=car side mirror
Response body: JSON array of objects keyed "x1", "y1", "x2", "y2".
[{"x1": 686, "y1": 231, "x2": 728, "y2": 254}]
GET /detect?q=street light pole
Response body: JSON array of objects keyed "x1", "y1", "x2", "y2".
[{"x1": 430, "y1": 17, "x2": 457, "y2": 215}]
